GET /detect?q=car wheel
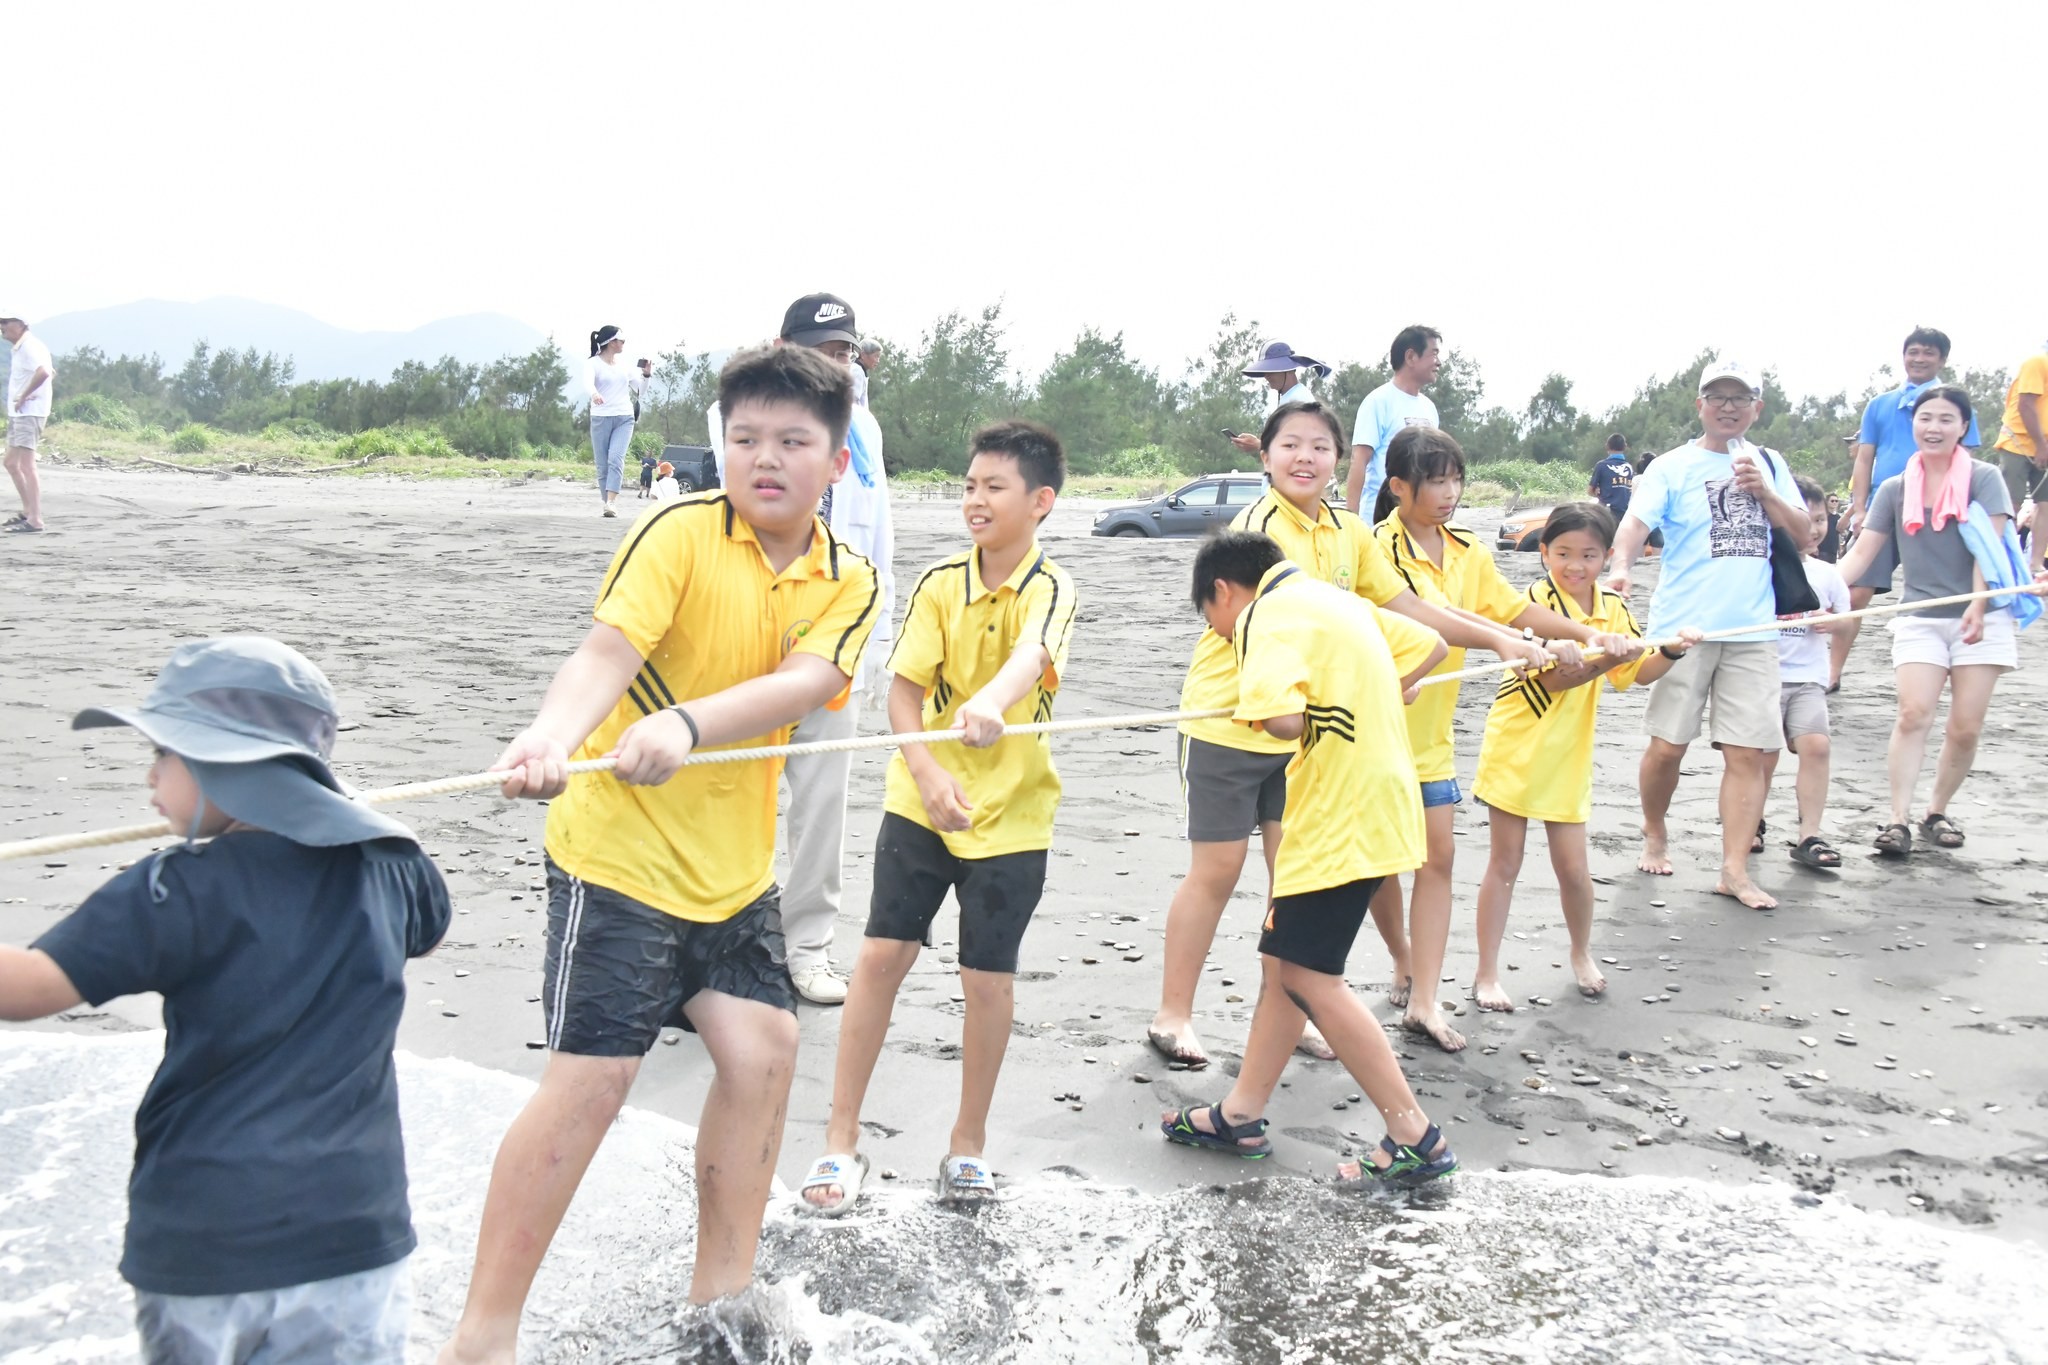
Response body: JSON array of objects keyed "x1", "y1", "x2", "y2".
[
  {"x1": 1112, "y1": 525, "x2": 1147, "y2": 538},
  {"x1": 677, "y1": 477, "x2": 698, "y2": 494},
  {"x1": 1516, "y1": 530, "x2": 1541, "y2": 552}
]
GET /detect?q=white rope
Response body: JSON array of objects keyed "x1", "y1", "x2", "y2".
[{"x1": 4, "y1": 582, "x2": 2040, "y2": 863}]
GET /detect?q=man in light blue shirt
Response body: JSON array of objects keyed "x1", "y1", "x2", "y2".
[
  {"x1": 1832, "y1": 325, "x2": 1981, "y2": 688},
  {"x1": 1230, "y1": 341, "x2": 1328, "y2": 455},
  {"x1": 1605, "y1": 359, "x2": 1810, "y2": 912},
  {"x1": 1346, "y1": 324, "x2": 1441, "y2": 516}
]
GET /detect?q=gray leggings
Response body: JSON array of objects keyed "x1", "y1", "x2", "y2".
[{"x1": 134, "y1": 1257, "x2": 410, "y2": 1364}]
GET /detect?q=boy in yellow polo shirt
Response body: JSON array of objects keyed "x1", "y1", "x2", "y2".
[
  {"x1": 438, "y1": 346, "x2": 881, "y2": 1358},
  {"x1": 1160, "y1": 531, "x2": 1459, "y2": 1188},
  {"x1": 1152, "y1": 401, "x2": 1553, "y2": 1071},
  {"x1": 800, "y1": 420, "x2": 1078, "y2": 1213}
]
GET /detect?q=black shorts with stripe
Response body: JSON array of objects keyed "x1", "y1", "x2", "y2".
[{"x1": 541, "y1": 860, "x2": 796, "y2": 1056}]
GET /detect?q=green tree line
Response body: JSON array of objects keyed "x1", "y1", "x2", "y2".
[{"x1": 48, "y1": 310, "x2": 2014, "y2": 494}]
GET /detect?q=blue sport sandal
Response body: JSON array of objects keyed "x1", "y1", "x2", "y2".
[
  {"x1": 1341, "y1": 1122, "x2": 1458, "y2": 1189},
  {"x1": 1160, "y1": 1104, "x2": 1271, "y2": 1159}
]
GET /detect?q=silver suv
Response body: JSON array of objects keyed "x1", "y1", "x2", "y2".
[{"x1": 1091, "y1": 474, "x2": 1268, "y2": 538}]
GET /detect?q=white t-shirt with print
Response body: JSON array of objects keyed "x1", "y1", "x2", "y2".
[
  {"x1": 1777, "y1": 556, "x2": 1850, "y2": 684},
  {"x1": 10, "y1": 333, "x2": 53, "y2": 417}
]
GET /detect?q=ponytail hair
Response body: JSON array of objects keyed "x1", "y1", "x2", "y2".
[
  {"x1": 589, "y1": 330, "x2": 601, "y2": 357},
  {"x1": 1373, "y1": 425, "x2": 1466, "y2": 525}
]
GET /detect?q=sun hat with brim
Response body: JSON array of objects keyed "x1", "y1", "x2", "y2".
[
  {"x1": 73, "y1": 636, "x2": 415, "y2": 847},
  {"x1": 1242, "y1": 340, "x2": 1330, "y2": 380}
]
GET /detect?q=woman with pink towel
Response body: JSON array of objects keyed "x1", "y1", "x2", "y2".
[{"x1": 1837, "y1": 386, "x2": 2014, "y2": 857}]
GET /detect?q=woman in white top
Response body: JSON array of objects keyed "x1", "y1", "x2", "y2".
[{"x1": 587, "y1": 324, "x2": 645, "y2": 518}]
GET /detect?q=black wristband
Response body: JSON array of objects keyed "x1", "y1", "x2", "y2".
[
  {"x1": 669, "y1": 705, "x2": 701, "y2": 747},
  {"x1": 1659, "y1": 644, "x2": 1684, "y2": 661}
]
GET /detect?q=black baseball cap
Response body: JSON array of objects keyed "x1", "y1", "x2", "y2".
[{"x1": 780, "y1": 293, "x2": 858, "y2": 347}]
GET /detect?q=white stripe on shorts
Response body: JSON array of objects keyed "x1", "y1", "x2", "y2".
[{"x1": 549, "y1": 875, "x2": 586, "y2": 1050}]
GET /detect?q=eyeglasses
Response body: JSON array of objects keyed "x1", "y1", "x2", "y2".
[{"x1": 1701, "y1": 393, "x2": 1757, "y2": 410}]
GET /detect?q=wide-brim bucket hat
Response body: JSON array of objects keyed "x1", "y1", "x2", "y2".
[
  {"x1": 74, "y1": 636, "x2": 415, "y2": 847},
  {"x1": 1242, "y1": 340, "x2": 1330, "y2": 379}
]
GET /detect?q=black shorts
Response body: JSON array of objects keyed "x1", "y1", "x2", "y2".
[
  {"x1": 542, "y1": 860, "x2": 796, "y2": 1056},
  {"x1": 639, "y1": 465, "x2": 655, "y2": 489},
  {"x1": 1179, "y1": 735, "x2": 1288, "y2": 842},
  {"x1": 1259, "y1": 877, "x2": 1387, "y2": 976},
  {"x1": 865, "y1": 812, "x2": 1047, "y2": 974}
]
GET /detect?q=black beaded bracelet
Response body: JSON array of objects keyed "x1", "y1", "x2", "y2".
[
  {"x1": 1659, "y1": 644, "x2": 1684, "y2": 661},
  {"x1": 669, "y1": 705, "x2": 701, "y2": 747}
]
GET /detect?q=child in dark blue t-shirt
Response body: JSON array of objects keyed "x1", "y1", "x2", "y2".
[{"x1": 0, "y1": 637, "x2": 450, "y2": 1364}]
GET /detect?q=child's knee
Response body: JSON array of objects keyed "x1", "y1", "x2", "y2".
[{"x1": 958, "y1": 966, "x2": 1014, "y2": 1007}]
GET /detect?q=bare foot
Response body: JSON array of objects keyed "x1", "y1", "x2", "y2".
[
  {"x1": 1637, "y1": 829, "x2": 1674, "y2": 876},
  {"x1": 1295, "y1": 1020, "x2": 1337, "y2": 1060},
  {"x1": 1388, "y1": 970, "x2": 1413, "y2": 1009},
  {"x1": 437, "y1": 1337, "x2": 514, "y2": 1365},
  {"x1": 1570, "y1": 950, "x2": 1607, "y2": 997},
  {"x1": 1473, "y1": 977, "x2": 1516, "y2": 1012},
  {"x1": 1714, "y1": 874, "x2": 1778, "y2": 910},
  {"x1": 1147, "y1": 1020, "x2": 1211, "y2": 1070},
  {"x1": 1400, "y1": 1007, "x2": 1467, "y2": 1053}
]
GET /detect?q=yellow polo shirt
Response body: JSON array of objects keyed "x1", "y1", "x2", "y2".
[
  {"x1": 884, "y1": 544, "x2": 1080, "y2": 857},
  {"x1": 1180, "y1": 490, "x2": 1406, "y2": 754},
  {"x1": 545, "y1": 493, "x2": 880, "y2": 921},
  {"x1": 1472, "y1": 575, "x2": 1648, "y2": 824},
  {"x1": 1995, "y1": 353, "x2": 2048, "y2": 460},
  {"x1": 1373, "y1": 513, "x2": 1527, "y2": 782},
  {"x1": 1231, "y1": 562, "x2": 1438, "y2": 894}
]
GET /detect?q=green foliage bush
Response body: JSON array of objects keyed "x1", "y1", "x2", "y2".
[
  {"x1": 261, "y1": 418, "x2": 335, "y2": 441},
  {"x1": 332, "y1": 427, "x2": 461, "y2": 461},
  {"x1": 170, "y1": 424, "x2": 214, "y2": 454},
  {"x1": 54, "y1": 393, "x2": 140, "y2": 430},
  {"x1": 1097, "y1": 445, "x2": 1185, "y2": 481},
  {"x1": 1467, "y1": 459, "x2": 1588, "y2": 501}
]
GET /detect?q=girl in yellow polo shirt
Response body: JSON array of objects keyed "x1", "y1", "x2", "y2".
[
  {"x1": 1470, "y1": 505, "x2": 1698, "y2": 1009},
  {"x1": 1369, "y1": 429, "x2": 1641, "y2": 1052}
]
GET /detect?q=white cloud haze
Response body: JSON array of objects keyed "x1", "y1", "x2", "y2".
[{"x1": 11, "y1": 0, "x2": 2042, "y2": 413}]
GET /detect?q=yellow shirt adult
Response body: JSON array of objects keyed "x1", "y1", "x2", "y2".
[
  {"x1": 1995, "y1": 353, "x2": 2048, "y2": 460},
  {"x1": 1472, "y1": 575, "x2": 1649, "y2": 824},
  {"x1": 546, "y1": 493, "x2": 880, "y2": 922},
  {"x1": 884, "y1": 544, "x2": 1080, "y2": 857},
  {"x1": 1231, "y1": 562, "x2": 1438, "y2": 894},
  {"x1": 1180, "y1": 490, "x2": 1406, "y2": 754},
  {"x1": 1373, "y1": 513, "x2": 1526, "y2": 782}
]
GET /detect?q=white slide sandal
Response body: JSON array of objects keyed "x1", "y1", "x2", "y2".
[
  {"x1": 937, "y1": 1153, "x2": 997, "y2": 1205},
  {"x1": 798, "y1": 1152, "x2": 869, "y2": 1217}
]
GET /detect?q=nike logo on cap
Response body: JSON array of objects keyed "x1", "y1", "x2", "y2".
[{"x1": 814, "y1": 303, "x2": 849, "y2": 323}]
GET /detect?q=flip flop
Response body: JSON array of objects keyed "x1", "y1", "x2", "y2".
[
  {"x1": 798, "y1": 1152, "x2": 869, "y2": 1218},
  {"x1": 1146, "y1": 1026, "x2": 1209, "y2": 1071},
  {"x1": 1160, "y1": 1103, "x2": 1271, "y2": 1159},
  {"x1": 1789, "y1": 835, "x2": 1841, "y2": 871},
  {"x1": 937, "y1": 1153, "x2": 997, "y2": 1204},
  {"x1": 1921, "y1": 813, "x2": 1964, "y2": 849}
]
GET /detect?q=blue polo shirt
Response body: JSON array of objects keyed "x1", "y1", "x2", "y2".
[{"x1": 1857, "y1": 379, "x2": 1982, "y2": 489}]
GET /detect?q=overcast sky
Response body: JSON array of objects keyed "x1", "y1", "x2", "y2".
[{"x1": 13, "y1": 0, "x2": 2041, "y2": 414}]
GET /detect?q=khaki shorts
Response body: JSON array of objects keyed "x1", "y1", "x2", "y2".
[
  {"x1": 1780, "y1": 681, "x2": 1830, "y2": 742},
  {"x1": 5, "y1": 415, "x2": 42, "y2": 451},
  {"x1": 1644, "y1": 640, "x2": 1784, "y2": 750},
  {"x1": 1998, "y1": 448, "x2": 2047, "y2": 508}
]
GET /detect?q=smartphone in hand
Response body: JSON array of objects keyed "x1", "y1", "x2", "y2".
[{"x1": 1219, "y1": 427, "x2": 1240, "y2": 439}]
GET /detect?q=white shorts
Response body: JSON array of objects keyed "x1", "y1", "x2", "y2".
[{"x1": 1888, "y1": 610, "x2": 2017, "y2": 671}]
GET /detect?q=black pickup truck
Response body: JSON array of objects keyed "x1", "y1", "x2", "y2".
[{"x1": 660, "y1": 445, "x2": 719, "y2": 493}]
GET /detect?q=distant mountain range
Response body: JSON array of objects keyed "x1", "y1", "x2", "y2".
[{"x1": 33, "y1": 298, "x2": 553, "y2": 383}]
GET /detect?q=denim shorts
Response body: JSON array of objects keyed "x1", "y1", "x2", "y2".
[
  {"x1": 134, "y1": 1257, "x2": 410, "y2": 1364},
  {"x1": 1419, "y1": 777, "x2": 1463, "y2": 809}
]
